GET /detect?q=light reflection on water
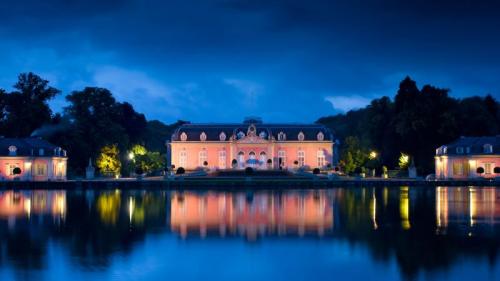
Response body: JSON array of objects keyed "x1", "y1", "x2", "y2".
[{"x1": 0, "y1": 186, "x2": 498, "y2": 281}]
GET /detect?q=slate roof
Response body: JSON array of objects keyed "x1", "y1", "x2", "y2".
[
  {"x1": 436, "y1": 135, "x2": 500, "y2": 156},
  {"x1": 0, "y1": 137, "x2": 67, "y2": 157},
  {"x1": 171, "y1": 122, "x2": 334, "y2": 142}
]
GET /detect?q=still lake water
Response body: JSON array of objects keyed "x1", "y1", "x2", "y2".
[{"x1": 0, "y1": 186, "x2": 498, "y2": 281}]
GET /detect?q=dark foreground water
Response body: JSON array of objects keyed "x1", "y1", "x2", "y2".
[{"x1": 0, "y1": 186, "x2": 498, "y2": 281}]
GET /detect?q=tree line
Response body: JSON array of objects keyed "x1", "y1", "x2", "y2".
[
  {"x1": 0, "y1": 72, "x2": 186, "y2": 177},
  {"x1": 317, "y1": 76, "x2": 500, "y2": 175}
]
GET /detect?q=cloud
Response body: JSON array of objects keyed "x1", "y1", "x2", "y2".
[
  {"x1": 324, "y1": 95, "x2": 371, "y2": 113},
  {"x1": 223, "y1": 78, "x2": 263, "y2": 108},
  {"x1": 91, "y1": 66, "x2": 181, "y2": 119}
]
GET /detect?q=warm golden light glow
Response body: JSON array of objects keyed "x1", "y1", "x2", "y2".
[
  {"x1": 370, "y1": 190, "x2": 378, "y2": 230},
  {"x1": 97, "y1": 192, "x2": 121, "y2": 225},
  {"x1": 469, "y1": 187, "x2": 476, "y2": 227},
  {"x1": 369, "y1": 151, "x2": 377, "y2": 160},
  {"x1": 400, "y1": 186, "x2": 410, "y2": 230}
]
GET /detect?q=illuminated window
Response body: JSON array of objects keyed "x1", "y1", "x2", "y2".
[
  {"x1": 180, "y1": 132, "x2": 187, "y2": 141},
  {"x1": 7, "y1": 164, "x2": 19, "y2": 176},
  {"x1": 297, "y1": 150, "x2": 305, "y2": 166},
  {"x1": 317, "y1": 132, "x2": 324, "y2": 141},
  {"x1": 452, "y1": 162, "x2": 463, "y2": 176},
  {"x1": 198, "y1": 149, "x2": 208, "y2": 166},
  {"x1": 179, "y1": 150, "x2": 187, "y2": 168},
  {"x1": 259, "y1": 151, "x2": 267, "y2": 165},
  {"x1": 36, "y1": 163, "x2": 47, "y2": 176},
  {"x1": 200, "y1": 132, "x2": 207, "y2": 141},
  {"x1": 218, "y1": 150, "x2": 226, "y2": 169},
  {"x1": 483, "y1": 144, "x2": 493, "y2": 154},
  {"x1": 238, "y1": 151, "x2": 245, "y2": 168},
  {"x1": 485, "y1": 163, "x2": 492, "y2": 174},
  {"x1": 298, "y1": 132, "x2": 305, "y2": 141},
  {"x1": 278, "y1": 150, "x2": 286, "y2": 167},
  {"x1": 317, "y1": 150, "x2": 326, "y2": 167},
  {"x1": 219, "y1": 132, "x2": 226, "y2": 141}
]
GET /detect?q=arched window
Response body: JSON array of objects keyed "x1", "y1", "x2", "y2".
[
  {"x1": 298, "y1": 132, "x2": 305, "y2": 141},
  {"x1": 219, "y1": 132, "x2": 226, "y2": 141},
  {"x1": 180, "y1": 132, "x2": 187, "y2": 141},
  {"x1": 259, "y1": 131, "x2": 267, "y2": 139},
  {"x1": 317, "y1": 150, "x2": 326, "y2": 167},
  {"x1": 198, "y1": 149, "x2": 208, "y2": 166},
  {"x1": 259, "y1": 151, "x2": 267, "y2": 165},
  {"x1": 238, "y1": 151, "x2": 245, "y2": 168},
  {"x1": 484, "y1": 144, "x2": 493, "y2": 154},
  {"x1": 218, "y1": 150, "x2": 226, "y2": 169},
  {"x1": 297, "y1": 150, "x2": 305, "y2": 166},
  {"x1": 200, "y1": 132, "x2": 207, "y2": 141},
  {"x1": 278, "y1": 131, "x2": 286, "y2": 141},
  {"x1": 317, "y1": 132, "x2": 324, "y2": 141},
  {"x1": 278, "y1": 150, "x2": 286, "y2": 167},
  {"x1": 39, "y1": 148, "x2": 44, "y2": 156},
  {"x1": 179, "y1": 150, "x2": 187, "y2": 168},
  {"x1": 237, "y1": 131, "x2": 245, "y2": 139}
]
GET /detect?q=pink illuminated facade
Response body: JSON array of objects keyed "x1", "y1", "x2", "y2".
[
  {"x1": 435, "y1": 136, "x2": 500, "y2": 179},
  {"x1": 0, "y1": 137, "x2": 68, "y2": 181},
  {"x1": 168, "y1": 118, "x2": 335, "y2": 170}
]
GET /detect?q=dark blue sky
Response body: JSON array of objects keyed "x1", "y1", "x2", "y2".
[{"x1": 0, "y1": 0, "x2": 499, "y2": 123}]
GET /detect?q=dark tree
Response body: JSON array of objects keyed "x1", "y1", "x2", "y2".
[
  {"x1": 176, "y1": 167, "x2": 185, "y2": 174},
  {"x1": 245, "y1": 167, "x2": 253, "y2": 175},
  {"x1": 476, "y1": 167, "x2": 485, "y2": 175},
  {"x1": 12, "y1": 167, "x2": 22, "y2": 175},
  {"x1": 2, "y1": 73, "x2": 60, "y2": 137}
]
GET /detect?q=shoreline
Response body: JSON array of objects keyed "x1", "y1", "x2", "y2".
[{"x1": 0, "y1": 177, "x2": 498, "y2": 190}]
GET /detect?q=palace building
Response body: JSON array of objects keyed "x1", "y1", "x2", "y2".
[
  {"x1": 0, "y1": 137, "x2": 68, "y2": 181},
  {"x1": 435, "y1": 136, "x2": 499, "y2": 179},
  {"x1": 168, "y1": 117, "x2": 335, "y2": 170}
]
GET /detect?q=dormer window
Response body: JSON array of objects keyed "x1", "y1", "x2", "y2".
[
  {"x1": 180, "y1": 132, "x2": 187, "y2": 141},
  {"x1": 297, "y1": 132, "x2": 305, "y2": 141},
  {"x1": 259, "y1": 131, "x2": 267, "y2": 139},
  {"x1": 443, "y1": 146, "x2": 447, "y2": 154},
  {"x1": 465, "y1": 147, "x2": 470, "y2": 154},
  {"x1": 317, "y1": 132, "x2": 324, "y2": 141},
  {"x1": 278, "y1": 131, "x2": 286, "y2": 141},
  {"x1": 237, "y1": 131, "x2": 245, "y2": 139},
  {"x1": 200, "y1": 132, "x2": 207, "y2": 141},
  {"x1": 456, "y1": 147, "x2": 464, "y2": 154},
  {"x1": 483, "y1": 144, "x2": 493, "y2": 154},
  {"x1": 8, "y1": 146, "x2": 17, "y2": 156},
  {"x1": 39, "y1": 148, "x2": 44, "y2": 156},
  {"x1": 219, "y1": 132, "x2": 226, "y2": 141}
]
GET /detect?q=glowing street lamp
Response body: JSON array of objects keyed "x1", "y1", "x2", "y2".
[
  {"x1": 369, "y1": 151, "x2": 378, "y2": 160},
  {"x1": 128, "y1": 152, "x2": 135, "y2": 160}
]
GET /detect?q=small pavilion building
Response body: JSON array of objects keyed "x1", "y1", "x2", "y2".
[
  {"x1": 435, "y1": 136, "x2": 500, "y2": 179},
  {"x1": 0, "y1": 137, "x2": 68, "y2": 181},
  {"x1": 168, "y1": 118, "x2": 335, "y2": 170}
]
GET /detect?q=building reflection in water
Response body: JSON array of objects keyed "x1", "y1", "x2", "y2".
[
  {"x1": 170, "y1": 191, "x2": 334, "y2": 240},
  {"x1": 0, "y1": 190, "x2": 66, "y2": 227},
  {"x1": 436, "y1": 186, "x2": 498, "y2": 235}
]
